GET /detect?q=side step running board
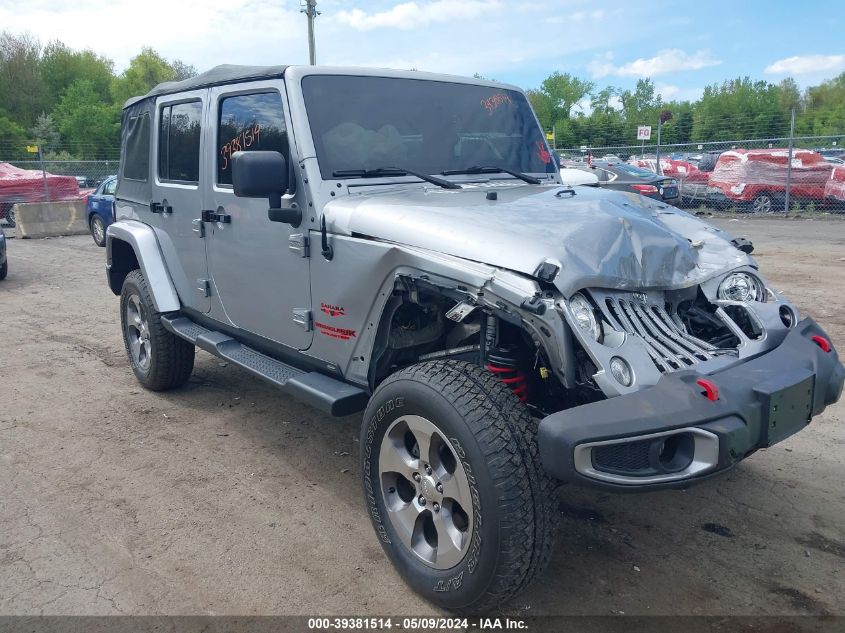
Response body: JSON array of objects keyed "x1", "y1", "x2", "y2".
[{"x1": 161, "y1": 315, "x2": 368, "y2": 416}]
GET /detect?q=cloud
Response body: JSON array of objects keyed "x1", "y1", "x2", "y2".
[
  {"x1": 336, "y1": 1, "x2": 501, "y2": 31},
  {"x1": 546, "y1": 10, "x2": 605, "y2": 24},
  {"x1": 655, "y1": 83, "x2": 704, "y2": 102},
  {"x1": 764, "y1": 54, "x2": 845, "y2": 75},
  {"x1": 588, "y1": 49, "x2": 722, "y2": 78}
]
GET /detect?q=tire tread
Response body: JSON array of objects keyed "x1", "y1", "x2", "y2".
[{"x1": 373, "y1": 360, "x2": 557, "y2": 611}]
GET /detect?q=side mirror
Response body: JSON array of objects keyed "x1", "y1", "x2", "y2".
[{"x1": 232, "y1": 150, "x2": 301, "y2": 226}]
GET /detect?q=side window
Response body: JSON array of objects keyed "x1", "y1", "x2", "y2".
[
  {"x1": 217, "y1": 92, "x2": 288, "y2": 186},
  {"x1": 104, "y1": 179, "x2": 117, "y2": 196},
  {"x1": 123, "y1": 112, "x2": 150, "y2": 181},
  {"x1": 158, "y1": 101, "x2": 202, "y2": 183}
]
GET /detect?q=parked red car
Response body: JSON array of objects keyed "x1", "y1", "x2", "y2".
[
  {"x1": 706, "y1": 149, "x2": 833, "y2": 212},
  {"x1": 825, "y1": 166, "x2": 845, "y2": 210},
  {"x1": 0, "y1": 162, "x2": 81, "y2": 226}
]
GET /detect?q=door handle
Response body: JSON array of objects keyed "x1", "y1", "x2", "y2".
[
  {"x1": 201, "y1": 209, "x2": 231, "y2": 224},
  {"x1": 150, "y1": 201, "x2": 173, "y2": 214}
]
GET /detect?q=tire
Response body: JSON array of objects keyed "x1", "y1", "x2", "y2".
[
  {"x1": 0, "y1": 259, "x2": 6, "y2": 280},
  {"x1": 750, "y1": 192, "x2": 775, "y2": 214},
  {"x1": 6, "y1": 207, "x2": 15, "y2": 228},
  {"x1": 90, "y1": 214, "x2": 106, "y2": 247},
  {"x1": 360, "y1": 360, "x2": 557, "y2": 612},
  {"x1": 120, "y1": 269, "x2": 194, "y2": 390}
]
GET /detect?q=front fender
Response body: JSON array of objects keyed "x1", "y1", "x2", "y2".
[{"x1": 106, "y1": 220, "x2": 180, "y2": 313}]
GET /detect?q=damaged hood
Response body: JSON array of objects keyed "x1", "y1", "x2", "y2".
[{"x1": 324, "y1": 182, "x2": 753, "y2": 295}]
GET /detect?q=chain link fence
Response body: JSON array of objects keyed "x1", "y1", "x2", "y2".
[
  {"x1": 555, "y1": 134, "x2": 845, "y2": 214},
  {"x1": 0, "y1": 145, "x2": 119, "y2": 226}
]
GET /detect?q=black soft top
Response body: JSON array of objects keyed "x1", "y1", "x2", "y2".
[{"x1": 123, "y1": 64, "x2": 288, "y2": 108}]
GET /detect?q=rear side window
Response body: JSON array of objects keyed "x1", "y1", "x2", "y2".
[
  {"x1": 104, "y1": 179, "x2": 117, "y2": 195},
  {"x1": 123, "y1": 113, "x2": 150, "y2": 181},
  {"x1": 159, "y1": 101, "x2": 202, "y2": 183},
  {"x1": 217, "y1": 92, "x2": 288, "y2": 186}
]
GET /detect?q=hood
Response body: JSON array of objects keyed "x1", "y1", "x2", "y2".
[{"x1": 325, "y1": 182, "x2": 753, "y2": 296}]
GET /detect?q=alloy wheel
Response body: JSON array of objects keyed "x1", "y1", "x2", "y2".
[
  {"x1": 125, "y1": 294, "x2": 152, "y2": 371},
  {"x1": 378, "y1": 414, "x2": 474, "y2": 569}
]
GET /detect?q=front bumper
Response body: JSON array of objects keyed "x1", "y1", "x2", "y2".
[{"x1": 538, "y1": 318, "x2": 844, "y2": 490}]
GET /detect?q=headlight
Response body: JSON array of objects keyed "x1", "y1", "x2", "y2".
[
  {"x1": 718, "y1": 272, "x2": 765, "y2": 302},
  {"x1": 568, "y1": 292, "x2": 602, "y2": 340}
]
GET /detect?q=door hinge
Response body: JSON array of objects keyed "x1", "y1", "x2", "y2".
[
  {"x1": 197, "y1": 278, "x2": 211, "y2": 298},
  {"x1": 289, "y1": 233, "x2": 310, "y2": 257},
  {"x1": 191, "y1": 218, "x2": 204, "y2": 237},
  {"x1": 293, "y1": 309, "x2": 312, "y2": 331}
]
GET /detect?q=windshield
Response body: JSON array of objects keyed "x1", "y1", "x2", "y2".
[
  {"x1": 301, "y1": 75, "x2": 556, "y2": 180},
  {"x1": 613, "y1": 164, "x2": 659, "y2": 179}
]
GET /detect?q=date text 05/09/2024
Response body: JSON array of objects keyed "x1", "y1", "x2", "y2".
[{"x1": 307, "y1": 617, "x2": 528, "y2": 630}]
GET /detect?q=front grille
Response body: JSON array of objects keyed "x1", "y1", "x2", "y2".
[
  {"x1": 593, "y1": 440, "x2": 651, "y2": 474},
  {"x1": 605, "y1": 296, "x2": 717, "y2": 372}
]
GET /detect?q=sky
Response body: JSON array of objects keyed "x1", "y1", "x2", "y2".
[{"x1": 2, "y1": 0, "x2": 844, "y2": 102}]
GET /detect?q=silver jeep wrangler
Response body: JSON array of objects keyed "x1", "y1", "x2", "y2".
[{"x1": 106, "y1": 65, "x2": 844, "y2": 611}]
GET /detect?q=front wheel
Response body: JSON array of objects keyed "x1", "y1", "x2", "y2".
[{"x1": 360, "y1": 361, "x2": 557, "y2": 612}]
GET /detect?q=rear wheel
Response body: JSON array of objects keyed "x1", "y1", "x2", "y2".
[
  {"x1": 6, "y1": 207, "x2": 15, "y2": 227},
  {"x1": 360, "y1": 360, "x2": 557, "y2": 612},
  {"x1": 90, "y1": 214, "x2": 106, "y2": 247},
  {"x1": 120, "y1": 269, "x2": 194, "y2": 390},
  {"x1": 0, "y1": 259, "x2": 7, "y2": 280}
]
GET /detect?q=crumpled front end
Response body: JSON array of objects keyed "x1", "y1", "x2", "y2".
[{"x1": 539, "y1": 273, "x2": 844, "y2": 488}]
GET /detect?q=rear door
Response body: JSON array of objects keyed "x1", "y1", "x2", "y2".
[
  {"x1": 152, "y1": 91, "x2": 211, "y2": 313},
  {"x1": 204, "y1": 81, "x2": 312, "y2": 349}
]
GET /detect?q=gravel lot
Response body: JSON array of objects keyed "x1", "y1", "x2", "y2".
[{"x1": 1, "y1": 216, "x2": 844, "y2": 616}]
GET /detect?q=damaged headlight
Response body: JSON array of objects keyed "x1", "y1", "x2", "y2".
[
  {"x1": 568, "y1": 292, "x2": 602, "y2": 341},
  {"x1": 718, "y1": 272, "x2": 766, "y2": 302}
]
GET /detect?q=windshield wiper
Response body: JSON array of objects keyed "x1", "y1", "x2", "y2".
[
  {"x1": 441, "y1": 165, "x2": 542, "y2": 184},
  {"x1": 332, "y1": 167, "x2": 461, "y2": 190}
]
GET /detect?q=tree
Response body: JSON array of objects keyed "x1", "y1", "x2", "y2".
[
  {"x1": 620, "y1": 78, "x2": 662, "y2": 126},
  {"x1": 0, "y1": 31, "x2": 49, "y2": 128},
  {"x1": 0, "y1": 115, "x2": 27, "y2": 158},
  {"x1": 539, "y1": 72, "x2": 594, "y2": 124},
  {"x1": 171, "y1": 59, "x2": 198, "y2": 81},
  {"x1": 53, "y1": 79, "x2": 120, "y2": 158},
  {"x1": 30, "y1": 112, "x2": 60, "y2": 152},
  {"x1": 40, "y1": 41, "x2": 114, "y2": 108},
  {"x1": 692, "y1": 77, "x2": 791, "y2": 141},
  {"x1": 111, "y1": 48, "x2": 197, "y2": 104},
  {"x1": 799, "y1": 72, "x2": 845, "y2": 136}
]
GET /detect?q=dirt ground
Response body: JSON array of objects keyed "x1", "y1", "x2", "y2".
[{"x1": 1, "y1": 216, "x2": 844, "y2": 617}]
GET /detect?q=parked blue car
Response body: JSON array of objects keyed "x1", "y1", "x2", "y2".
[
  {"x1": 86, "y1": 175, "x2": 116, "y2": 247},
  {"x1": 0, "y1": 224, "x2": 7, "y2": 280}
]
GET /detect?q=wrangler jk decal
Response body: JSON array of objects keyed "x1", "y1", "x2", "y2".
[{"x1": 315, "y1": 321, "x2": 356, "y2": 340}]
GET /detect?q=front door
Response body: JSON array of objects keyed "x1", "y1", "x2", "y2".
[
  {"x1": 205, "y1": 81, "x2": 312, "y2": 350},
  {"x1": 152, "y1": 90, "x2": 211, "y2": 313}
]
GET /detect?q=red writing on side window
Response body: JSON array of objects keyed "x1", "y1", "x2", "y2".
[
  {"x1": 481, "y1": 93, "x2": 512, "y2": 115},
  {"x1": 536, "y1": 141, "x2": 551, "y2": 164},
  {"x1": 220, "y1": 123, "x2": 262, "y2": 171}
]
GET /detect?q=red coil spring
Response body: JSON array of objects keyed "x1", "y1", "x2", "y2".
[{"x1": 486, "y1": 362, "x2": 529, "y2": 402}]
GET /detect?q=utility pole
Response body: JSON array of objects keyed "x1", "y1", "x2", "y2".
[
  {"x1": 655, "y1": 120, "x2": 662, "y2": 175},
  {"x1": 301, "y1": 0, "x2": 319, "y2": 65},
  {"x1": 654, "y1": 109, "x2": 673, "y2": 176},
  {"x1": 784, "y1": 107, "x2": 795, "y2": 214}
]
